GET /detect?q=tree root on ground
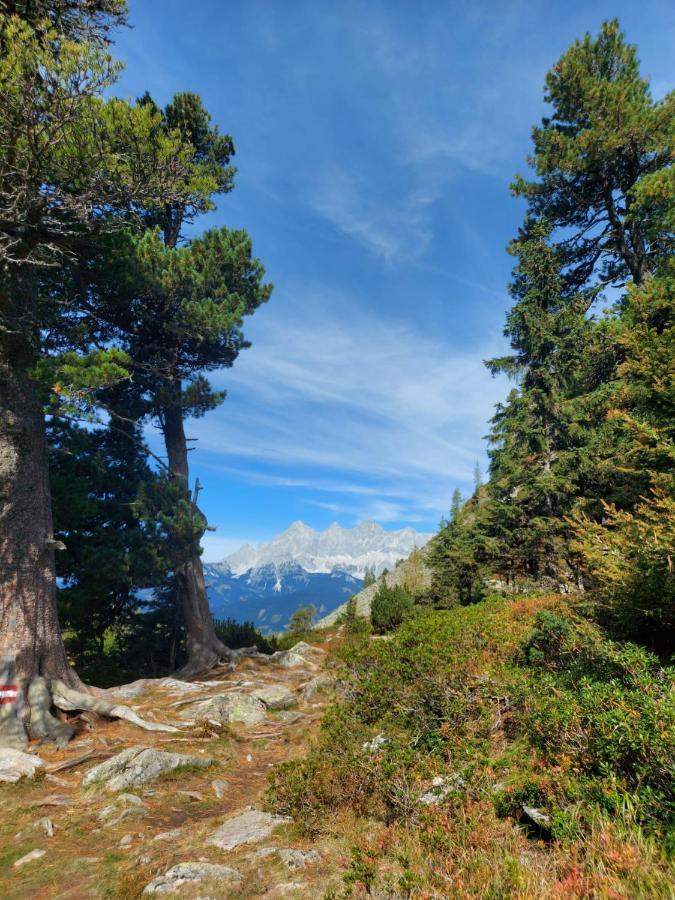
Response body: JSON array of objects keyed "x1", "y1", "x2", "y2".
[
  {"x1": 50, "y1": 681, "x2": 180, "y2": 734},
  {"x1": 28, "y1": 677, "x2": 75, "y2": 749}
]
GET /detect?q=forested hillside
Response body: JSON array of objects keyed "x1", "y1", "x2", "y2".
[{"x1": 426, "y1": 20, "x2": 673, "y2": 651}]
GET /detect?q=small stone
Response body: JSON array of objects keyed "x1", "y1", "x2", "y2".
[
  {"x1": 270, "y1": 651, "x2": 315, "y2": 669},
  {"x1": 98, "y1": 796, "x2": 148, "y2": 826},
  {"x1": 211, "y1": 779, "x2": 228, "y2": 799},
  {"x1": 35, "y1": 817, "x2": 55, "y2": 837},
  {"x1": 251, "y1": 685, "x2": 297, "y2": 710},
  {"x1": 418, "y1": 774, "x2": 466, "y2": 806},
  {"x1": 208, "y1": 809, "x2": 291, "y2": 851},
  {"x1": 177, "y1": 790, "x2": 203, "y2": 801},
  {"x1": 14, "y1": 848, "x2": 46, "y2": 868},
  {"x1": 142, "y1": 862, "x2": 241, "y2": 894},
  {"x1": 37, "y1": 794, "x2": 71, "y2": 807},
  {"x1": 119, "y1": 834, "x2": 134, "y2": 848},
  {"x1": 118, "y1": 793, "x2": 144, "y2": 806},
  {"x1": 522, "y1": 805, "x2": 552, "y2": 829},
  {"x1": 0, "y1": 748, "x2": 44, "y2": 783},
  {"x1": 289, "y1": 641, "x2": 325, "y2": 656},
  {"x1": 276, "y1": 848, "x2": 321, "y2": 870},
  {"x1": 152, "y1": 828, "x2": 184, "y2": 842},
  {"x1": 45, "y1": 774, "x2": 68, "y2": 786},
  {"x1": 362, "y1": 733, "x2": 387, "y2": 753},
  {"x1": 301, "y1": 675, "x2": 336, "y2": 700}
]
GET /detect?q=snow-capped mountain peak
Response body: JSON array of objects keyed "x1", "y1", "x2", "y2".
[{"x1": 223, "y1": 520, "x2": 432, "y2": 578}]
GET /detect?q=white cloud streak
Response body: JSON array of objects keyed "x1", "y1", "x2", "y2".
[{"x1": 189, "y1": 287, "x2": 509, "y2": 524}]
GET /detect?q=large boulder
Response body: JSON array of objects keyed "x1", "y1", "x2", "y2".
[
  {"x1": 251, "y1": 685, "x2": 297, "y2": 710},
  {"x1": 208, "y1": 809, "x2": 290, "y2": 851},
  {"x1": 179, "y1": 691, "x2": 266, "y2": 726},
  {"x1": 83, "y1": 746, "x2": 212, "y2": 792},
  {"x1": 0, "y1": 748, "x2": 44, "y2": 783},
  {"x1": 143, "y1": 862, "x2": 241, "y2": 894}
]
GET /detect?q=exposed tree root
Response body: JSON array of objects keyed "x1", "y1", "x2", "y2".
[
  {"x1": 50, "y1": 681, "x2": 180, "y2": 733},
  {"x1": 28, "y1": 677, "x2": 74, "y2": 748}
]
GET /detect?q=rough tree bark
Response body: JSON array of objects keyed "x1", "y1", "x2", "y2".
[
  {"x1": 0, "y1": 332, "x2": 86, "y2": 747},
  {"x1": 161, "y1": 393, "x2": 230, "y2": 678}
]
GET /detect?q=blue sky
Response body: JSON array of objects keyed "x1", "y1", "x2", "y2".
[{"x1": 112, "y1": 0, "x2": 673, "y2": 561}]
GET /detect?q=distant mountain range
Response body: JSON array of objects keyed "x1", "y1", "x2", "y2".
[
  {"x1": 224, "y1": 520, "x2": 432, "y2": 578},
  {"x1": 204, "y1": 520, "x2": 432, "y2": 633}
]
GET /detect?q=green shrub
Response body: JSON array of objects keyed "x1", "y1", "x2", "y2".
[
  {"x1": 269, "y1": 596, "x2": 675, "y2": 851},
  {"x1": 337, "y1": 596, "x2": 371, "y2": 637},
  {"x1": 370, "y1": 584, "x2": 414, "y2": 634}
]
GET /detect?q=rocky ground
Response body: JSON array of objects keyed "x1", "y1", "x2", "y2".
[{"x1": 0, "y1": 641, "x2": 342, "y2": 899}]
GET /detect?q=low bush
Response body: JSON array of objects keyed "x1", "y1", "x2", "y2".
[
  {"x1": 370, "y1": 584, "x2": 414, "y2": 633},
  {"x1": 267, "y1": 594, "x2": 675, "y2": 894}
]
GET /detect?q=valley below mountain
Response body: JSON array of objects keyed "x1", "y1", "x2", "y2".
[{"x1": 204, "y1": 520, "x2": 432, "y2": 631}]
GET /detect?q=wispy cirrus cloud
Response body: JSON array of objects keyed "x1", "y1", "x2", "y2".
[
  {"x1": 188, "y1": 285, "x2": 510, "y2": 528},
  {"x1": 308, "y1": 167, "x2": 433, "y2": 263}
]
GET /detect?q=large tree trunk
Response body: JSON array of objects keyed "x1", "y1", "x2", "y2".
[
  {"x1": 0, "y1": 334, "x2": 85, "y2": 747},
  {"x1": 161, "y1": 393, "x2": 230, "y2": 678}
]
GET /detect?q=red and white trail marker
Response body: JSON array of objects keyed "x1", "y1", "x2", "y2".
[{"x1": 0, "y1": 685, "x2": 19, "y2": 704}]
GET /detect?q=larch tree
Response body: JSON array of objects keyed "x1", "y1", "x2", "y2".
[{"x1": 0, "y1": 2, "x2": 192, "y2": 745}]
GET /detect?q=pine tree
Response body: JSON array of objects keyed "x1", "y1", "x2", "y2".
[
  {"x1": 48, "y1": 416, "x2": 166, "y2": 679},
  {"x1": 0, "y1": 2, "x2": 190, "y2": 745},
  {"x1": 481, "y1": 21, "x2": 673, "y2": 590},
  {"x1": 88, "y1": 92, "x2": 272, "y2": 676},
  {"x1": 512, "y1": 19, "x2": 673, "y2": 289}
]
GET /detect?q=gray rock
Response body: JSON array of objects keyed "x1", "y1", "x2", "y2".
[
  {"x1": 83, "y1": 745, "x2": 212, "y2": 792},
  {"x1": 418, "y1": 774, "x2": 466, "y2": 806},
  {"x1": 269, "y1": 651, "x2": 314, "y2": 669},
  {"x1": 0, "y1": 748, "x2": 44, "y2": 782},
  {"x1": 251, "y1": 685, "x2": 297, "y2": 710},
  {"x1": 119, "y1": 834, "x2": 134, "y2": 848},
  {"x1": 180, "y1": 692, "x2": 266, "y2": 726},
  {"x1": 13, "y1": 848, "x2": 46, "y2": 867},
  {"x1": 275, "y1": 711, "x2": 305, "y2": 724},
  {"x1": 301, "y1": 675, "x2": 336, "y2": 700},
  {"x1": 152, "y1": 828, "x2": 184, "y2": 842},
  {"x1": 35, "y1": 817, "x2": 55, "y2": 837},
  {"x1": 211, "y1": 779, "x2": 228, "y2": 799},
  {"x1": 177, "y1": 789, "x2": 203, "y2": 801},
  {"x1": 276, "y1": 848, "x2": 321, "y2": 870},
  {"x1": 522, "y1": 805, "x2": 552, "y2": 829},
  {"x1": 143, "y1": 862, "x2": 241, "y2": 894},
  {"x1": 289, "y1": 641, "x2": 325, "y2": 656},
  {"x1": 362, "y1": 733, "x2": 388, "y2": 753},
  {"x1": 36, "y1": 794, "x2": 71, "y2": 807},
  {"x1": 208, "y1": 809, "x2": 291, "y2": 851}
]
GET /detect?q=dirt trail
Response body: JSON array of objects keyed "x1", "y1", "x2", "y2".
[{"x1": 0, "y1": 641, "x2": 340, "y2": 899}]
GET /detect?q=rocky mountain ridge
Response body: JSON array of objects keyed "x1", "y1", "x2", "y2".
[{"x1": 224, "y1": 520, "x2": 433, "y2": 578}]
